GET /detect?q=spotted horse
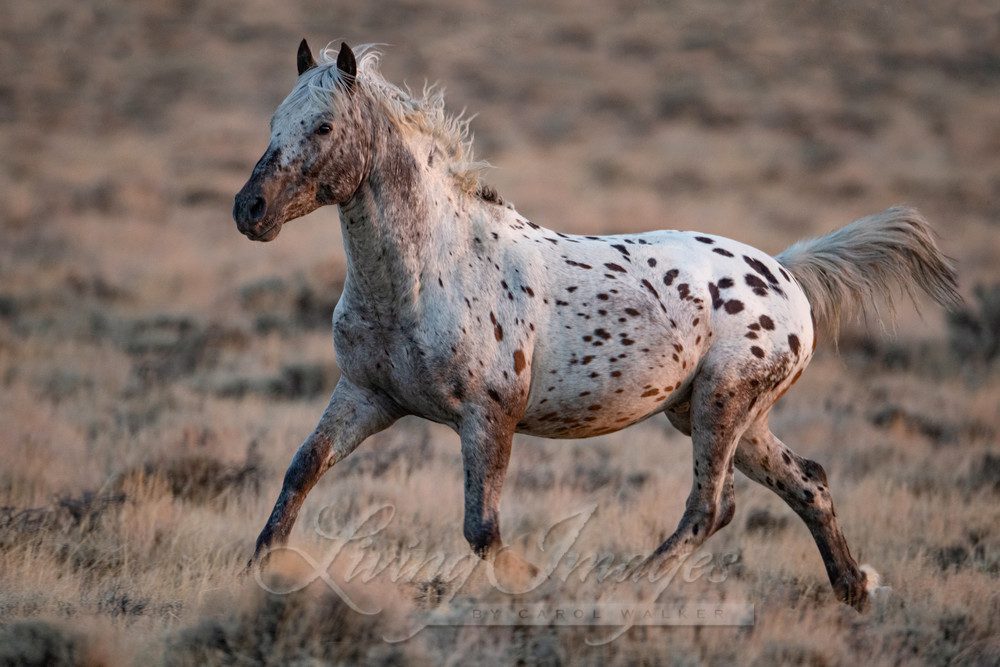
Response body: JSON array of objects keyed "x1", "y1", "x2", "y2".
[{"x1": 233, "y1": 40, "x2": 961, "y2": 611}]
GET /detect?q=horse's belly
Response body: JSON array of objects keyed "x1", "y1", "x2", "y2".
[
  {"x1": 517, "y1": 361, "x2": 697, "y2": 438},
  {"x1": 517, "y1": 402, "x2": 665, "y2": 438},
  {"x1": 517, "y1": 286, "x2": 710, "y2": 438}
]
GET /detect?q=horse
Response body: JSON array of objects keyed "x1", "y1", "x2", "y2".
[{"x1": 233, "y1": 40, "x2": 961, "y2": 611}]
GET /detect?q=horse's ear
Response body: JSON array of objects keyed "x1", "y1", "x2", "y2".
[
  {"x1": 336, "y1": 42, "x2": 357, "y2": 89},
  {"x1": 297, "y1": 38, "x2": 316, "y2": 76}
]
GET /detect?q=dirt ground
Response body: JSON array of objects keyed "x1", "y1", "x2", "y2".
[{"x1": 1, "y1": 0, "x2": 999, "y2": 664}]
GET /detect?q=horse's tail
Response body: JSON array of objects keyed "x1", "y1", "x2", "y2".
[{"x1": 775, "y1": 206, "x2": 961, "y2": 338}]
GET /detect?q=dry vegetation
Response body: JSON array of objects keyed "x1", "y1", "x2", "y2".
[{"x1": 1, "y1": 0, "x2": 999, "y2": 664}]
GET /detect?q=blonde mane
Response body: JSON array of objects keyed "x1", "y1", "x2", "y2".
[{"x1": 302, "y1": 44, "x2": 486, "y2": 195}]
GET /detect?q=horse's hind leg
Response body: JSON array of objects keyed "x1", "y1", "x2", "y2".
[
  {"x1": 734, "y1": 422, "x2": 873, "y2": 611},
  {"x1": 645, "y1": 364, "x2": 756, "y2": 572},
  {"x1": 665, "y1": 400, "x2": 737, "y2": 532}
]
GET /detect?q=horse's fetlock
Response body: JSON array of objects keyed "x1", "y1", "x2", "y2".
[{"x1": 464, "y1": 522, "x2": 500, "y2": 558}]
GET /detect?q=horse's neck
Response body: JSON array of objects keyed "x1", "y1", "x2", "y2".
[{"x1": 338, "y1": 122, "x2": 463, "y2": 320}]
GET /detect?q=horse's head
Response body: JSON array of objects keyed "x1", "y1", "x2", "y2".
[{"x1": 234, "y1": 40, "x2": 371, "y2": 241}]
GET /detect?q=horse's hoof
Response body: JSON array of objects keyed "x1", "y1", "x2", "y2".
[
  {"x1": 860, "y1": 563, "x2": 881, "y2": 589},
  {"x1": 488, "y1": 548, "x2": 541, "y2": 594},
  {"x1": 860, "y1": 564, "x2": 892, "y2": 605},
  {"x1": 242, "y1": 547, "x2": 272, "y2": 579},
  {"x1": 838, "y1": 564, "x2": 887, "y2": 612},
  {"x1": 239, "y1": 557, "x2": 260, "y2": 581}
]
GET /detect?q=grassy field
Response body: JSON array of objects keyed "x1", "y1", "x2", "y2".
[{"x1": 1, "y1": 0, "x2": 999, "y2": 664}]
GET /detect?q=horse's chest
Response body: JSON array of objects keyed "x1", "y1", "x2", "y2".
[
  {"x1": 332, "y1": 307, "x2": 390, "y2": 383},
  {"x1": 332, "y1": 304, "x2": 462, "y2": 423}
]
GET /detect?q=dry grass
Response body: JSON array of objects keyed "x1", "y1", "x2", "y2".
[{"x1": 1, "y1": 0, "x2": 999, "y2": 664}]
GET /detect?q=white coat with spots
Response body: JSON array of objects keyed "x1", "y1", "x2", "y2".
[{"x1": 233, "y1": 42, "x2": 961, "y2": 611}]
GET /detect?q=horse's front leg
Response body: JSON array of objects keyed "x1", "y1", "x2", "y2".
[
  {"x1": 247, "y1": 377, "x2": 399, "y2": 571},
  {"x1": 460, "y1": 416, "x2": 538, "y2": 591}
]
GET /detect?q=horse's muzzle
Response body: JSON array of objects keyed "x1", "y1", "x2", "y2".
[{"x1": 233, "y1": 185, "x2": 281, "y2": 241}]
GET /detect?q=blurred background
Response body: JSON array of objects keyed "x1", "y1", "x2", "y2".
[{"x1": 1, "y1": 1, "x2": 998, "y2": 664}]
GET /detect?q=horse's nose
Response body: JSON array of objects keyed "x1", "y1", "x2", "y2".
[
  {"x1": 233, "y1": 190, "x2": 267, "y2": 227},
  {"x1": 248, "y1": 196, "x2": 266, "y2": 222}
]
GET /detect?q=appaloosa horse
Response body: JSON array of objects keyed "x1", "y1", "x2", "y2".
[{"x1": 233, "y1": 40, "x2": 960, "y2": 610}]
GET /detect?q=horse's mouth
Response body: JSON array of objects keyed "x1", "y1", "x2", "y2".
[{"x1": 246, "y1": 221, "x2": 282, "y2": 242}]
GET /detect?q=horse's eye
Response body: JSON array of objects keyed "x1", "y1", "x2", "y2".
[{"x1": 315, "y1": 123, "x2": 333, "y2": 136}]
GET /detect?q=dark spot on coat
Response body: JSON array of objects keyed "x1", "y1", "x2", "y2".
[
  {"x1": 724, "y1": 299, "x2": 744, "y2": 314},
  {"x1": 611, "y1": 244, "x2": 630, "y2": 257},
  {"x1": 743, "y1": 255, "x2": 784, "y2": 295},
  {"x1": 751, "y1": 346, "x2": 765, "y2": 358},
  {"x1": 759, "y1": 314, "x2": 775, "y2": 330},
  {"x1": 712, "y1": 248, "x2": 734, "y2": 257},
  {"x1": 708, "y1": 283, "x2": 723, "y2": 309},
  {"x1": 604, "y1": 262, "x2": 627, "y2": 273},
  {"x1": 745, "y1": 274, "x2": 769, "y2": 296},
  {"x1": 513, "y1": 350, "x2": 526, "y2": 374},
  {"x1": 695, "y1": 236, "x2": 714, "y2": 244},
  {"x1": 647, "y1": 257, "x2": 657, "y2": 267},
  {"x1": 490, "y1": 312, "x2": 503, "y2": 341},
  {"x1": 662, "y1": 269, "x2": 679, "y2": 286},
  {"x1": 788, "y1": 334, "x2": 801, "y2": 355}
]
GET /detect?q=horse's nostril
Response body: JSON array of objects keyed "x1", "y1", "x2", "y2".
[{"x1": 249, "y1": 196, "x2": 267, "y2": 222}]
